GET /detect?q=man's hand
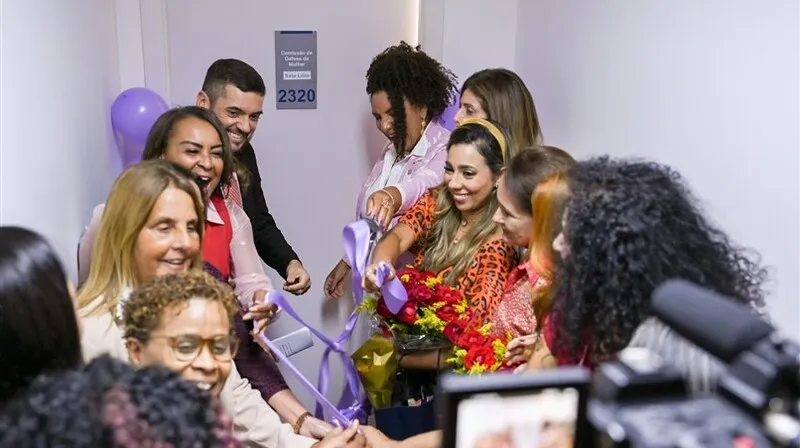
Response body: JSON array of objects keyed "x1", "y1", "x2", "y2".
[{"x1": 284, "y1": 259, "x2": 312, "y2": 295}]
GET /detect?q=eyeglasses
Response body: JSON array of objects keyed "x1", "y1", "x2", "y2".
[{"x1": 149, "y1": 334, "x2": 239, "y2": 362}]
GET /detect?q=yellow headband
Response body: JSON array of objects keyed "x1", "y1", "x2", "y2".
[{"x1": 456, "y1": 117, "x2": 508, "y2": 163}]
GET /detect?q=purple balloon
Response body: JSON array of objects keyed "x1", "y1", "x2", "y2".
[
  {"x1": 438, "y1": 92, "x2": 461, "y2": 131},
  {"x1": 113, "y1": 131, "x2": 146, "y2": 168},
  {"x1": 110, "y1": 87, "x2": 169, "y2": 144}
]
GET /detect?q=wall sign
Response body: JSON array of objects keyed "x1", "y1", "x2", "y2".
[{"x1": 274, "y1": 30, "x2": 317, "y2": 110}]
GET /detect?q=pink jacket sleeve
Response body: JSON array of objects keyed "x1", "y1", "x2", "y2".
[
  {"x1": 78, "y1": 204, "x2": 105, "y2": 287},
  {"x1": 227, "y1": 202, "x2": 275, "y2": 310},
  {"x1": 395, "y1": 147, "x2": 448, "y2": 212}
]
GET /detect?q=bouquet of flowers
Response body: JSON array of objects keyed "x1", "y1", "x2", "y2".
[
  {"x1": 446, "y1": 323, "x2": 512, "y2": 375},
  {"x1": 359, "y1": 266, "x2": 469, "y2": 353}
]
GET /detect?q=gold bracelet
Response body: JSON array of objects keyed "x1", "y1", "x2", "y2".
[{"x1": 293, "y1": 411, "x2": 311, "y2": 435}]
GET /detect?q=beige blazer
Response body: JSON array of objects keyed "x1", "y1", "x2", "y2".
[{"x1": 79, "y1": 299, "x2": 315, "y2": 448}]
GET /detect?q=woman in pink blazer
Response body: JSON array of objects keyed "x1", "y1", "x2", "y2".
[{"x1": 323, "y1": 42, "x2": 458, "y2": 298}]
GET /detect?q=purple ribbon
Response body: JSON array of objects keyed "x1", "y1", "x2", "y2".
[
  {"x1": 254, "y1": 219, "x2": 409, "y2": 426},
  {"x1": 343, "y1": 219, "x2": 408, "y2": 313},
  {"x1": 264, "y1": 291, "x2": 367, "y2": 425},
  {"x1": 256, "y1": 316, "x2": 354, "y2": 426}
]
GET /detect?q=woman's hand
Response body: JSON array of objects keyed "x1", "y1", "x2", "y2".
[
  {"x1": 362, "y1": 262, "x2": 395, "y2": 292},
  {"x1": 359, "y1": 426, "x2": 399, "y2": 448},
  {"x1": 311, "y1": 421, "x2": 365, "y2": 448},
  {"x1": 506, "y1": 334, "x2": 538, "y2": 366},
  {"x1": 324, "y1": 260, "x2": 352, "y2": 299},
  {"x1": 300, "y1": 415, "x2": 336, "y2": 440},
  {"x1": 366, "y1": 189, "x2": 396, "y2": 229},
  {"x1": 242, "y1": 289, "x2": 279, "y2": 334}
]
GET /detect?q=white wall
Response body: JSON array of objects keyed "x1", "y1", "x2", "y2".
[
  {"x1": 150, "y1": 0, "x2": 420, "y2": 410},
  {"x1": 515, "y1": 1, "x2": 800, "y2": 335},
  {"x1": 0, "y1": 0, "x2": 121, "y2": 278},
  {"x1": 420, "y1": 0, "x2": 518, "y2": 83}
]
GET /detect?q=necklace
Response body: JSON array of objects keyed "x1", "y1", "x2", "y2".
[{"x1": 451, "y1": 219, "x2": 471, "y2": 245}]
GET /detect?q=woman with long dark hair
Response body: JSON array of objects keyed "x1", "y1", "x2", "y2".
[{"x1": 0, "y1": 226, "x2": 82, "y2": 403}]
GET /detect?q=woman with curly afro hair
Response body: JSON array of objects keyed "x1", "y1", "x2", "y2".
[
  {"x1": 543, "y1": 157, "x2": 768, "y2": 393},
  {"x1": 324, "y1": 41, "x2": 458, "y2": 299}
]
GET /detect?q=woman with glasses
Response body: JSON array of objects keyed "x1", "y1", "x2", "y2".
[{"x1": 122, "y1": 270, "x2": 364, "y2": 448}]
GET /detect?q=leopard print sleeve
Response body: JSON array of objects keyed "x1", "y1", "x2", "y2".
[
  {"x1": 460, "y1": 238, "x2": 517, "y2": 327},
  {"x1": 398, "y1": 189, "x2": 437, "y2": 243}
]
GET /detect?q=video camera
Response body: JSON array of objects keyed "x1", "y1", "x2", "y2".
[{"x1": 438, "y1": 280, "x2": 800, "y2": 447}]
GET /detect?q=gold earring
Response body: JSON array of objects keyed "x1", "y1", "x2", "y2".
[{"x1": 421, "y1": 117, "x2": 426, "y2": 137}]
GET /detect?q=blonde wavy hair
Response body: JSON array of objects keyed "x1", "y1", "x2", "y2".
[
  {"x1": 77, "y1": 160, "x2": 206, "y2": 317},
  {"x1": 421, "y1": 120, "x2": 515, "y2": 284}
]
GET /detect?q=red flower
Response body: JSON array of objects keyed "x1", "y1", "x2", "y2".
[
  {"x1": 408, "y1": 284, "x2": 433, "y2": 304},
  {"x1": 443, "y1": 318, "x2": 469, "y2": 344},
  {"x1": 396, "y1": 301, "x2": 419, "y2": 325},
  {"x1": 417, "y1": 270, "x2": 436, "y2": 284},
  {"x1": 376, "y1": 299, "x2": 393, "y2": 319},
  {"x1": 434, "y1": 285, "x2": 461, "y2": 304},
  {"x1": 464, "y1": 345, "x2": 497, "y2": 370},
  {"x1": 436, "y1": 302, "x2": 459, "y2": 322},
  {"x1": 397, "y1": 266, "x2": 420, "y2": 284},
  {"x1": 457, "y1": 330, "x2": 488, "y2": 349}
]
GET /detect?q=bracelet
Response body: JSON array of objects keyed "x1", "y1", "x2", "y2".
[
  {"x1": 293, "y1": 411, "x2": 311, "y2": 435},
  {"x1": 380, "y1": 188, "x2": 396, "y2": 211}
]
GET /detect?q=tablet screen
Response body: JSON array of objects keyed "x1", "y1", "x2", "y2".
[{"x1": 455, "y1": 387, "x2": 580, "y2": 448}]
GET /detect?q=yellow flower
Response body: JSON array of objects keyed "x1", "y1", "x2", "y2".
[
  {"x1": 356, "y1": 297, "x2": 378, "y2": 313},
  {"x1": 423, "y1": 276, "x2": 442, "y2": 288},
  {"x1": 453, "y1": 298, "x2": 469, "y2": 314},
  {"x1": 400, "y1": 274, "x2": 411, "y2": 283},
  {"x1": 492, "y1": 339, "x2": 507, "y2": 359},
  {"x1": 477, "y1": 323, "x2": 493, "y2": 337},
  {"x1": 468, "y1": 364, "x2": 488, "y2": 375},
  {"x1": 415, "y1": 307, "x2": 446, "y2": 332}
]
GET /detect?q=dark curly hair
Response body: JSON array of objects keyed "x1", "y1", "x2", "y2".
[
  {"x1": 366, "y1": 41, "x2": 457, "y2": 155},
  {"x1": 123, "y1": 271, "x2": 238, "y2": 343},
  {"x1": 551, "y1": 157, "x2": 768, "y2": 366},
  {"x1": 0, "y1": 355, "x2": 242, "y2": 447}
]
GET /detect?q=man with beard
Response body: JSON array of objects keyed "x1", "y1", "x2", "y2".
[{"x1": 196, "y1": 58, "x2": 311, "y2": 295}]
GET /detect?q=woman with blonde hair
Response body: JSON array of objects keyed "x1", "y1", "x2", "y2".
[
  {"x1": 76, "y1": 160, "x2": 317, "y2": 447},
  {"x1": 357, "y1": 146, "x2": 576, "y2": 448},
  {"x1": 454, "y1": 68, "x2": 543, "y2": 153},
  {"x1": 363, "y1": 119, "x2": 518, "y2": 369},
  {"x1": 77, "y1": 160, "x2": 205, "y2": 328}
]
